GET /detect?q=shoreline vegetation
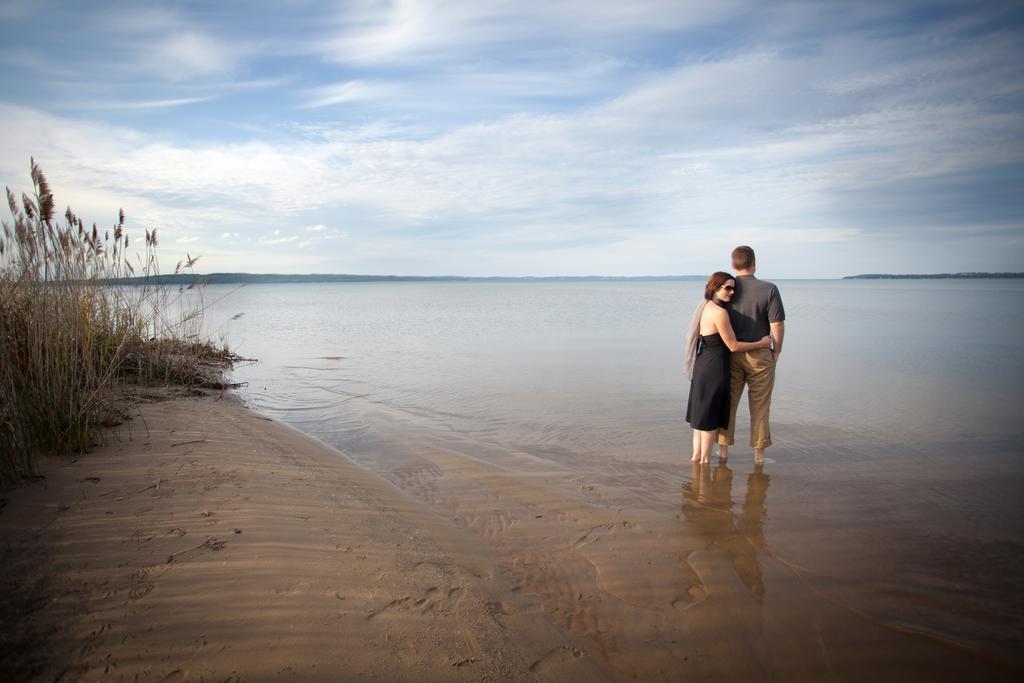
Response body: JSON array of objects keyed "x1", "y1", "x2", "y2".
[{"x1": 0, "y1": 160, "x2": 237, "y2": 484}]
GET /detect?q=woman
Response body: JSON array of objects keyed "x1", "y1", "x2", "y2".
[{"x1": 685, "y1": 272, "x2": 772, "y2": 464}]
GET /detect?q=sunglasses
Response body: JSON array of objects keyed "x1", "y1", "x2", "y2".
[{"x1": 720, "y1": 285, "x2": 735, "y2": 292}]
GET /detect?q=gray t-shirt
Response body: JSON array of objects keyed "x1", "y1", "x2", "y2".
[{"x1": 729, "y1": 275, "x2": 786, "y2": 342}]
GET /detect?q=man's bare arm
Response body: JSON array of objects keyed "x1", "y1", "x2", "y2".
[{"x1": 770, "y1": 321, "x2": 785, "y2": 361}]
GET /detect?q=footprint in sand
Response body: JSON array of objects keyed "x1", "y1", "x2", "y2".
[
  {"x1": 128, "y1": 529, "x2": 157, "y2": 544},
  {"x1": 366, "y1": 585, "x2": 466, "y2": 620},
  {"x1": 276, "y1": 581, "x2": 312, "y2": 596},
  {"x1": 127, "y1": 568, "x2": 156, "y2": 601},
  {"x1": 483, "y1": 599, "x2": 543, "y2": 619},
  {"x1": 671, "y1": 587, "x2": 708, "y2": 612},
  {"x1": 529, "y1": 646, "x2": 584, "y2": 674},
  {"x1": 128, "y1": 580, "x2": 155, "y2": 600},
  {"x1": 165, "y1": 537, "x2": 227, "y2": 564},
  {"x1": 571, "y1": 523, "x2": 616, "y2": 550}
]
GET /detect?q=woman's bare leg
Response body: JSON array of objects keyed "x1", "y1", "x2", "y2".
[
  {"x1": 691, "y1": 429, "x2": 702, "y2": 463},
  {"x1": 698, "y1": 430, "x2": 716, "y2": 464}
]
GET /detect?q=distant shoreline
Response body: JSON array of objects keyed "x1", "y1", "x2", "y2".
[
  {"x1": 843, "y1": 272, "x2": 1023, "y2": 280},
  {"x1": 104, "y1": 273, "x2": 708, "y2": 285},
  {"x1": 100, "y1": 272, "x2": 1024, "y2": 285}
]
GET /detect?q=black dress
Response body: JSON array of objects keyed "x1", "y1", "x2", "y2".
[{"x1": 686, "y1": 331, "x2": 731, "y2": 431}]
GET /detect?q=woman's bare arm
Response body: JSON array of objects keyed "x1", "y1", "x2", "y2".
[
  {"x1": 770, "y1": 321, "x2": 785, "y2": 361},
  {"x1": 711, "y1": 307, "x2": 771, "y2": 352}
]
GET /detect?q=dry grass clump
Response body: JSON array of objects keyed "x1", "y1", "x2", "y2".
[{"x1": 0, "y1": 159, "x2": 235, "y2": 483}]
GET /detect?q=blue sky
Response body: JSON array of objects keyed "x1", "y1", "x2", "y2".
[{"x1": 1, "y1": 0, "x2": 1021, "y2": 277}]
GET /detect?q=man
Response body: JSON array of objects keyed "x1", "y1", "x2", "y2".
[{"x1": 718, "y1": 246, "x2": 785, "y2": 464}]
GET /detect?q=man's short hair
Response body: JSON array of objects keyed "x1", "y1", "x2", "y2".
[{"x1": 732, "y1": 245, "x2": 755, "y2": 270}]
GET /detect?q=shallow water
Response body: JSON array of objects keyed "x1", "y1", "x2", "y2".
[{"x1": 201, "y1": 279, "x2": 1024, "y2": 677}]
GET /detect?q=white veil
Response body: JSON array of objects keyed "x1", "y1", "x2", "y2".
[{"x1": 684, "y1": 299, "x2": 707, "y2": 379}]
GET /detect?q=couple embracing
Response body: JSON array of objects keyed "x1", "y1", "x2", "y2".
[{"x1": 685, "y1": 246, "x2": 786, "y2": 465}]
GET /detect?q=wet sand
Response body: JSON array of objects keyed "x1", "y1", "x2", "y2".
[
  {"x1": 331, "y1": 413, "x2": 1023, "y2": 682},
  {"x1": 1, "y1": 393, "x2": 1020, "y2": 682}
]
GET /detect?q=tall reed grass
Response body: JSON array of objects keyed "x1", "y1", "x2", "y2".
[{"x1": 0, "y1": 159, "x2": 234, "y2": 484}]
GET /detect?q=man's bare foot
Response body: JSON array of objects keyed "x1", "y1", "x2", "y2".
[{"x1": 753, "y1": 447, "x2": 765, "y2": 465}]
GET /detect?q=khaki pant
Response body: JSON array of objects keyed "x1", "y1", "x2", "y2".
[{"x1": 718, "y1": 348, "x2": 775, "y2": 449}]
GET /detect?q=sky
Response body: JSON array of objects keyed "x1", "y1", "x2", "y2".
[{"x1": 0, "y1": 0, "x2": 1022, "y2": 278}]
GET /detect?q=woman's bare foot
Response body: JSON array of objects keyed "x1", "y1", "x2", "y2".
[
  {"x1": 691, "y1": 452, "x2": 701, "y2": 463},
  {"x1": 699, "y1": 455, "x2": 710, "y2": 464}
]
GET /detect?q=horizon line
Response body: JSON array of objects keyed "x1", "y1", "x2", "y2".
[{"x1": 110, "y1": 271, "x2": 1024, "y2": 282}]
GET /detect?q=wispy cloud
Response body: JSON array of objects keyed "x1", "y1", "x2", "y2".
[
  {"x1": 73, "y1": 96, "x2": 216, "y2": 110},
  {"x1": 319, "y1": 0, "x2": 742, "y2": 64},
  {"x1": 88, "y1": 4, "x2": 249, "y2": 82},
  {"x1": 259, "y1": 234, "x2": 300, "y2": 245},
  {"x1": 147, "y1": 31, "x2": 237, "y2": 81},
  {"x1": 300, "y1": 80, "x2": 396, "y2": 108}
]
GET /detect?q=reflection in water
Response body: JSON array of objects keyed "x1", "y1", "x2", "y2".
[
  {"x1": 740, "y1": 465, "x2": 770, "y2": 550},
  {"x1": 681, "y1": 462, "x2": 770, "y2": 602}
]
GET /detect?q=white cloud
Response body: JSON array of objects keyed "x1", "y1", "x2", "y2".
[
  {"x1": 258, "y1": 235, "x2": 300, "y2": 245},
  {"x1": 94, "y1": 5, "x2": 244, "y2": 82},
  {"x1": 296, "y1": 225, "x2": 348, "y2": 250},
  {"x1": 74, "y1": 96, "x2": 216, "y2": 110},
  {"x1": 147, "y1": 31, "x2": 237, "y2": 80},
  {"x1": 175, "y1": 236, "x2": 201, "y2": 243},
  {"x1": 301, "y1": 80, "x2": 396, "y2": 108}
]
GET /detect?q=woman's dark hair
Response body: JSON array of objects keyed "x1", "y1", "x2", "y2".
[{"x1": 704, "y1": 271, "x2": 734, "y2": 301}]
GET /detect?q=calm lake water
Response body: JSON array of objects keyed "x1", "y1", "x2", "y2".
[
  {"x1": 202, "y1": 279, "x2": 1024, "y2": 456},
  {"x1": 201, "y1": 279, "x2": 1024, "y2": 669}
]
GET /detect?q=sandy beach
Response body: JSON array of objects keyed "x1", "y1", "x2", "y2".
[
  {"x1": 0, "y1": 391, "x2": 606, "y2": 682},
  {"x1": 2, "y1": 390, "x2": 1020, "y2": 682}
]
